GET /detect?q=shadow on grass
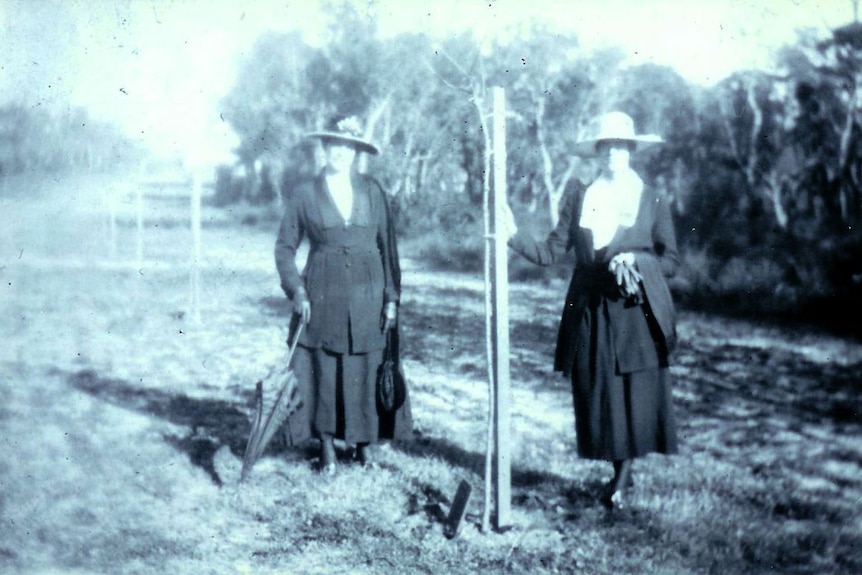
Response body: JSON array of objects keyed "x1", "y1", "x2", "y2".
[
  {"x1": 62, "y1": 368, "x2": 308, "y2": 486},
  {"x1": 394, "y1": 432, "x2": 598, "y2": 517},
  {"x1": 672, "y1": 337, "x2": 862, "y2": 430},
  {"x1": 63, "y1": 366, "x2": 584, "y2": 502}
]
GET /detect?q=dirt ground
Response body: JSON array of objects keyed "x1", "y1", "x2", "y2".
[{"x1": 1, "y1": 174, "x2": 860, "y2": 575}]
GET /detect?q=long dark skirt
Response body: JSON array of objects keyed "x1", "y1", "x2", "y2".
[
  {"x1": 282, "y1": 345, "x2": 412, "y2": 446},
  {"x1": 570, "y1": 299, "x2": 678, "y2": 460}
]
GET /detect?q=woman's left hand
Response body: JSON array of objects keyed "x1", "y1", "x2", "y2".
[
  {"x1": 381, "y1": 301, "x2": 397, "y2": 331},
  {"x1": 609, "y1": 252, "x2": 642, "y2": 297}
]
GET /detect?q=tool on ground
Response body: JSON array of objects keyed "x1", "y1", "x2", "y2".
[{"x1": 444, "y1": 479, "x2": 473, "y2": 539}]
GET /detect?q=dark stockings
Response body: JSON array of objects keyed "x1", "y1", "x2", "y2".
[{"x1": 613, "y1": 459, "x2": 633, "y2": 489}]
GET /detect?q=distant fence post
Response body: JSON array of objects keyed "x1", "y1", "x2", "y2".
[
  {"x1": 107, "y1": 186, "x2": 118, "y2": 259},
  {"x1": 135, "y1": 183, "x2": 144, "y2": 267},
  {"x1": 189, "y1": 169, "x2": 202, "y2": 323}
]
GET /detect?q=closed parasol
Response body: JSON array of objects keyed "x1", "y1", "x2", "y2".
[{"x1": 240, "y1": 319, "x2": 304, "y2": 482}]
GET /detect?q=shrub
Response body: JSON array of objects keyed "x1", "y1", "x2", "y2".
[{"x1": 404, "y1": 224, "x2": 484, "y2": 273}]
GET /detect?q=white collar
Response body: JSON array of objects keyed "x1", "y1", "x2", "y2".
[
  {"x1": 579, "y1": 169, "x2": 643, "y2": 248},
  {"x1": 325, "y1": 171, "x2": 354, "y2": 221}
]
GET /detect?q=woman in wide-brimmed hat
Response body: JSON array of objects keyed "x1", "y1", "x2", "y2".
[
  {"x1": 502, "y1": 111, "x2": 679, "y2": 508},
  {"x1": 275, "y1": 115, "x2": 411, "y2": 475}
]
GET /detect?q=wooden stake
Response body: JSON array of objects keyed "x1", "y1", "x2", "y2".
[
  {"x1": 491, "y1": 86, "x2": 511, "y2": 531},
  {"x1": 479, "y1": 88, "x2": 495, "y2": 535},
  {"x1": 444, "y1": 480, "x2": 473, "y2": 539}
]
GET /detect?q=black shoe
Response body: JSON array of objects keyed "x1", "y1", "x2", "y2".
[
  {"x1": 357, "y1": 443, "x2": 379, "y2": 468},
  {"x1": 599, "y1": 479, "x2": 630, "y2": 510},
  {"x1": 599, "y1": 480, "x2": 617, "y2": 509}
]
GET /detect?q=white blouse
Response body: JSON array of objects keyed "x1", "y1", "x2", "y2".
[
  {"x1": 579, "y1": 169, "x2": 643, "y2": 249},
  {"x1": 325, "y1": 172, "x2": 354, "y2": 223}
]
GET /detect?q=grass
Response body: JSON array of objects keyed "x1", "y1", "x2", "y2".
[{"x1": 1, "y1": 174, "x2": 860, "y2": 575}]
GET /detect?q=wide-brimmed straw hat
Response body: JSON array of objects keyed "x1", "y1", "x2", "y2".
[
  {"x1": 574, "y1": 111, "x2": 663, "y2": 157},
  {"x1": 305, "y1": 116, "x2": 379, "y2": 155}
]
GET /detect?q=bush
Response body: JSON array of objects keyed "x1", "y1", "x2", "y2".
[
  {"x1": 715, "y1": 256, "x2": 786, "y2": 296},
  {"x1": 508, "y1": 251, "x2": 573, "y2": 284},
  {"x1": 402, "y1": 222, "x2": 573, "y2": 285},
  {"x1": 404, "y1": 224, "x2": 484, "y2": 273}
]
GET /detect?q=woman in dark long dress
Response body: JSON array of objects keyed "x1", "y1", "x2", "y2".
[
  {"x1": 275, "y1": 116, "x2": 410, "y2": 475},
  {"x1": 503, "y1": 111, "x2": 679, "y2": 508}
]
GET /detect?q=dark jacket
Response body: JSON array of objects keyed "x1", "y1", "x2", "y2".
[
  {"x1": 509, "y1": 179, "x2": 679, "y2": 375},
  {"x1": 275, "y1": 171, "x2": 400, "y2": 354}
]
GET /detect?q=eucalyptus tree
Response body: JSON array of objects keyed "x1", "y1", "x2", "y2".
[
  {"x1": 369, "y1": 33, "x2": 479, "y2": 234},
  {"x1": 424, "y1": 32, "x2": 494, "y2": 218},
  {"x1": 700, "y1": 70, "x2": 788, "y2": 241},
  {"x1": 613, "y1": 63, "x2": 700, "y2": 217},
  {"x1": 800, "y1": 22, "x2": 862, "y2": 226},
  {"x1": 674, "y1": 19, "x2": 862, "y2": 300},
  {"x1": 304, "y1": 1, "x2": 381, "y2": 123},
  {"x1": 487, "y1": 26, "x2": 628, "y2": 226},
  {"x1": 220, "y1": 1, "x2": 459, "y2": 209},
  {"x1": 776, "y1": 22, "x2": 862, "y2": 290},
  {"x1": 220, "y1": 30, "x2": 324, "y2": 202}
]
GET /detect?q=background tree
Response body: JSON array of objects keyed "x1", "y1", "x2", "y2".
[
  {"x1": 492, "y1": 30, "x2": 627, "y2": 226},
  {"x1": 615, "y1": 63, "x2": 700, "y2": 214},
  {"x1": 210, "y1": 12, "x2": 861, "y2": 326},
  {"x1": 369, "y1": 33, "x2": 477, "y2": 234},
  {"x1": 219, "y1": 30, "x2": 323, "y2": 204}
]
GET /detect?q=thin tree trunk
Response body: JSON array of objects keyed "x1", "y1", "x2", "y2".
[
  {"x1": 358, "y1": 95, "x2": 391, "y2": 174},
  {"x1": 764, "y1": 173, "x2": 789, "y2": 229},
  {"x1": 746, "y1": 80, "x2": 762, "y2": 187},
  {"x1": 472, "y1": 85, "x2": 495, "y2": 535},
  {"x1": 534, "y1": 93, "x2": 575, "y2": 226},
  {"x1": 837, "y1": 78, "x2": 860, "y2": 222}
]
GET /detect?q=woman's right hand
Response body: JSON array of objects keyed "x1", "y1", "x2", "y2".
[{"x1": 294, "y1": 298, "x2": 311, "y2": 325}]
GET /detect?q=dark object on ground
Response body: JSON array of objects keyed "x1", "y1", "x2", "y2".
[{"x1": 444, "y1": 479, "x2": 473, "y2": 539}]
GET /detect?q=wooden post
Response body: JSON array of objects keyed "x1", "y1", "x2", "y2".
[
  {"x1": 189, "y1": 170, "x2": 202, "y2": 323},
  {"x1": 135, "y1": 184, "x2": 144, "y2": 266},
  {"x1": 490, "y1": 86, "x2": 511, "y2": 531},
  {"x1": 108, "y1": 188, "x2": 117, "y2": 260}
]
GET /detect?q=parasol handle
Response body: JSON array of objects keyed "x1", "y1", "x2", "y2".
[{"x1": 284, "y1": 317, "x2": 304, "y2": 367}]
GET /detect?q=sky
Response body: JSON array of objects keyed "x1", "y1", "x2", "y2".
[{"x1": 0, "y1": 0, "x2": 856, "y2": 165}]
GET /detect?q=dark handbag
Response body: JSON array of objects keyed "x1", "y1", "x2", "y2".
[{"x1": 376, "y1": 328, "x2": 406, "y2": 413}]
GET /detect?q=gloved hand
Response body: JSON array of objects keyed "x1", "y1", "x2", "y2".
[
  {"x1": 293, "y1": 289, "x2": 311, "y2": 325},
  {"x1": 381, "y1": 301, "x2": 397, "y2": 332},
  {"x1": 609, "y1": 252, "x2": 642, "y2": 298},
  {"x1": 498, "y1": 202, "x2": 518, "y2": 241}
]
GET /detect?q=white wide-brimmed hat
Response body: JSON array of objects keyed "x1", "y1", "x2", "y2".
[
  {"x1": 306, "y1": 116, "x2": 379, "y2": 155},
  {"x1": 574, "y1": 111, "x2": 663, "y2": 157}
]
